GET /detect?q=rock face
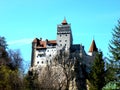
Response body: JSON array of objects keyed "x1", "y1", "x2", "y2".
[
  {"x1": 69, "y1": 59, "x2": 87, "y2": 90},
  {"x1": 33, "y1": 57, "x2": 87, "y2": 90}
]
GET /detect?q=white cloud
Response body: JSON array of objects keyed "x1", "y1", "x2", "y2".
[{"x1": 8, "y1": 38, "x2": 33, "y2": 46}]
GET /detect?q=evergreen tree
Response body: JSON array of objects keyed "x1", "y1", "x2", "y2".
[
  {"x1": 89, "y1": 51, "x2": 105, "y2": 90},
  {"x1": 0, "y1": 36, "x2": 8, "y2": 50},
  {"x1": 109, "y1": 19, "x2": 120, "y2": 61},
  {"x1": 108, "y1": 19, "x2": 120, "y2": 87}
]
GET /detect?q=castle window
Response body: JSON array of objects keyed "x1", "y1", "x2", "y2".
[
  {"x1": 59, "y1": 40, "x2": 61, "y2": 42},
  {"x1": 60, "y1": 44, "x2": 62, "y2": 46},
  {"x1": 47, "y1": 50, "x2": 49, "y2": 52},
  {"x1": 65, "y1": 40, "x2": 67, "y2": 42},
  {"x1": 38, "y1": 54, "x2": 44, "y2": 57},
  {"x1": 50, "y1": 60, "x2": 51, "y2": 64},
  {"x1": 60, "y1": 34, "x2": 61, "y2": 37},
  {"x1": 41, "y1": 61, "x2": 43, "y2": 64},
  {"x1": 66, "y1": 34, "x2": 67, "y2": 36},
  {"x1": 37, "y1": 61, "x2": 39, "y2": 64}
]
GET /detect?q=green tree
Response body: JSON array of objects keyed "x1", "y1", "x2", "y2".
[
  {"x1": 0, "y1": 36, "x2": 8, "y2": 50},
  {"x1": 108, "y1": 19, "x2": 120, "y2": 88},
  {"x1": 109, "y1": 19, "x2": 120, "y2": 61},
  {"x1": 23, "y1": 70, "x2": 42, "y2": 90},
  {"x1": 0, "y1": 65, "x2": 23, "y2": 90},
  {"x1": 0, "y1": 36, "x2": 9, "y2": 66},
  {"x1": 0, "y1": 36, "x2": 24, "y2": 90},
  {"x1": 89, "y1": 51, "x2": 105, "y2": 90}
]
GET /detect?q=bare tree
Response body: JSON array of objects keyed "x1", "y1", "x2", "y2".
[{"x1": 8, "y1": 49, "x2": 23, "y2": 70}]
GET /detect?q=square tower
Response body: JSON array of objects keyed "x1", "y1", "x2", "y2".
[{"x1": 57, "y1": 18, "x2": 73, "y2": 51}]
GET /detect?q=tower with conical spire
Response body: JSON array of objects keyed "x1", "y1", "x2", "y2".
[
  {"x1": 88, "y1": 39, "x2": 98, "y2": 56},
  {"x1": 57, "y1": 18, "x2": 73, "y2": 50}
]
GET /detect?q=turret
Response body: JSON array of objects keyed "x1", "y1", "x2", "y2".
[
  {"x1": 88, "y1": 39, "x2": 98, "y2": 56},
  {"x1": 31, "y1": 38, "x2": 38, "y2": 67}
]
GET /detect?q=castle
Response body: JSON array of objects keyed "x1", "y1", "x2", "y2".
[{"x1": 31, "y1": 19, "x2": 98, "y2": 69}]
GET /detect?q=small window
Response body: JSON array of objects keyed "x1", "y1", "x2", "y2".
[
  {"x1": 47, "y1": 50, "x2": 49, "y2": 52},
  {"x1": 65, "y1": 40, "x2": 67, "y2": 42},
  {"x1": 66, "y1": 34, "x2": 67, "y2": 36},
  {"x1": 37, "y1": 61, "x2": 39, "y2": 64},
  {"x1": 41, "y1": 61, "x2": 43, "y2": 64},
  {"x1": 65, "y1": 44, "x2": 66, "y2": 46},
  {"x1": 49, "y1": 54, "x2": 51, "y2": 57},
  {"x1": 59, "y1": 40, "x2": 61, "y2": 42},
  {"x1": 60, "y1": 44, "x2": 62, "y2": 46},
  {"x1": 60, "y1": 34, "x2": 61, "y2": 37},
  {"x1": 38, "y1": 54, "x2": 44, "y2": 57},
  {"x1": 50, "y1": 60, "x2": 51, "y2": 64}
]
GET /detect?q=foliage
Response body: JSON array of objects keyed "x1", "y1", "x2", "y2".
[
  {"x1": 109, "y1": 20, "x2": 120, "y2": 61},
  {"x1": 104, "y1": 64, "x2": 116, "y2": 83},
  {"x1": 0, "y1": 36, "x2": 24, "y2": 90},
  {"x1": 108, "y1": 19, "x2": 120, "y2": 87},
  {"x1": 0, "y1": 65, "x2": 23, "y2": 90},
  {"x1": 88, "y1": 51, "x2": 105, "y2": 90},
  {"x1": 8, "y1": 49, "x2": 23, "y2": 70},
  {"x1": 0, "y1": 36, "x2": 8, "y2": 49},
  {"x1": 23, "y1": 70, "x2": 41, "y2": 90},
  {"x1": 102, "y1": 81, "x2": 120, "y2": 90}
]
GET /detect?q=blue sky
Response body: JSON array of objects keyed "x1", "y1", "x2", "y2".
[{"x1": 0, "y1": 0, "x2": 120, "y2": 67}]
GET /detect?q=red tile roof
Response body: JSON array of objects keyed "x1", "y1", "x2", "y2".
[
  {"x1": 39, "y1": 41, "x2": 46, "y2": 48},
  {"x1": 32, "y1": 38, "x2": 56, "y2": 49},
  {"x1": 89, "y1": 40, "x2": 98, "y2": 52},
  {"x1": 62, "y1": 18, "x2": 68, "y2": 25}
]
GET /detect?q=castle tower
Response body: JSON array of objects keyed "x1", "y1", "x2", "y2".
[
  {"x1": 31, "y1": 38, "x2": 38, "y2": 67},
  {"x1": 57, "y1": 18, "x2": 73, "y2": 51},
  {"x1": 88, "y1": 39, "x2": 98, "y2": 56}
]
